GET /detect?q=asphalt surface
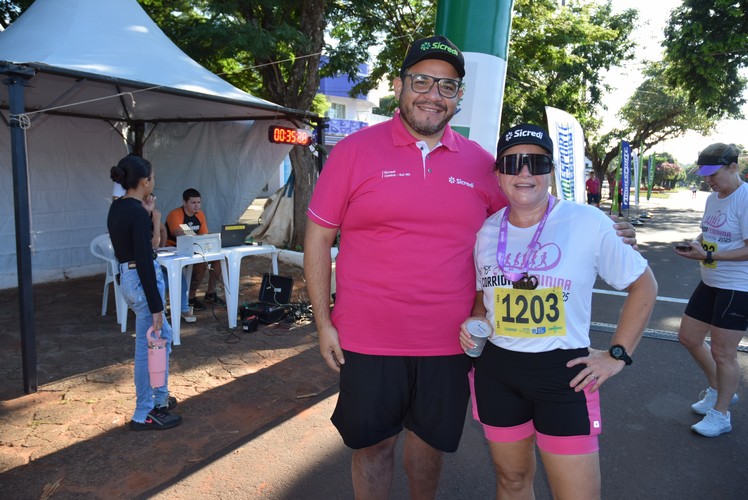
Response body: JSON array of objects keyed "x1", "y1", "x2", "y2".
[{"x1": 1, "y1": 189, "x2": 746, "y2": 499}]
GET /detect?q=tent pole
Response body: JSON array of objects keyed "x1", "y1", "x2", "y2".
[
  {"x1": 131, "y1": 120, "x2": 145, "y2": 155},
  {"x1": 2, "y1": 64, "x2": 38, "y2": 394}
]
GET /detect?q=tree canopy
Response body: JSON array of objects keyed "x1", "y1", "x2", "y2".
[
  {"x1": 662, "y1": 0, "x2": 748, "y2": 119},
  {"x1": 587, "y1": 61, "x2": 718, "y2": 179},
  {"x1": 0, "y1": 0, "x2": 32, "y2": 29},
  {"x1": 327, "y1": 0, "x2": 640, "y2": 135},
  {"x1": 503, "y1": 0, "x2": 638, "y2": 133}
]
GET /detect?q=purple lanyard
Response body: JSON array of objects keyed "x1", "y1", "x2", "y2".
[{"x1": 496, "y1": 194, "x2": 556, "y2": 282}]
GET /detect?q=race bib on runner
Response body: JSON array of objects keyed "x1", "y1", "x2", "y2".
[
  {"x1": 493, "y1": 287, "x2": 566, "y2": 338},
  {"x1": 701, "y1": 241, "x2": 718, "y2": 270}
]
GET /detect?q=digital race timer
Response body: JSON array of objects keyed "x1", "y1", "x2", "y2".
[{"x1": 268, "y1": 125, "x2": 312, "y2": 147}]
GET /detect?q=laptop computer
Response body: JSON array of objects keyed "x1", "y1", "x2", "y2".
[{"x1": 221, "y1": 224, "x2": 251, "y2": 248}]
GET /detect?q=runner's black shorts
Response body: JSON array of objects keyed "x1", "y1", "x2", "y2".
[
  {"x1": 684, "y1": 281, "x2": 748, "y2": 331},
  {"x1": 331, "y1": 350, "x2": 473, "y2": 452},
  {"x1": 471, "y1": 343, "x2": 601, "y2": 454}
]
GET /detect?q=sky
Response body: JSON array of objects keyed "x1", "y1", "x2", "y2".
[{"x1": 604, "y1": 0, "x2": 747, "y2": 165}]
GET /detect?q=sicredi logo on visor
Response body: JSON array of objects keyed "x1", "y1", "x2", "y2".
[
  {"x1": 506, "y1": 129, "x2": 544, "y2": 141},
  {"x1": 496, "y1": 124, "x2": 554, "y2": 158}
]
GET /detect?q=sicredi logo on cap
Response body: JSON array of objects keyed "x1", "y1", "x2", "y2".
[
  {"x1": 422, "y1": 41, "x2": 460, "y2": 57},
  {"x1": 509, "y1": 128, "x2": 545, "y2": 141}
]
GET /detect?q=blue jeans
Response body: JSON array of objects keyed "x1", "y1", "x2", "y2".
[{"x1": 120, "y1": 261, "x2": 173, "y2": 422}]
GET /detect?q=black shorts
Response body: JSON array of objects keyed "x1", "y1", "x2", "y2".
[
  {"x1": 331, "y1": 350, "x2": 473, "y2": 452},
  {"x1": 587, "y1": 193, "x2": 601, "y2": 204},
  {"x1": 684, "y1": 281, "x2": 748, "y2": 331},
  {"x1": 471, "y1": 343, "x2": 601, "y2": 454}
]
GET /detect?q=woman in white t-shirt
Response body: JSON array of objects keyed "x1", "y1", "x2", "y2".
[
  {"x1": 459, "y1": 124, "x2": 658, "y2": 500},
  {"x1": 674, "y1": 143, "x2": 748, "y2": 438}
]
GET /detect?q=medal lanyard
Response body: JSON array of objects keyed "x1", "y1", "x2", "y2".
[{"x1": 496, "y1": 193, "x2": 556, "y2": 282}]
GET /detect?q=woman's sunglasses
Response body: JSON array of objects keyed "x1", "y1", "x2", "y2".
[{"x1": 496, "y1": 153, "x2": 554, "y2": 175}]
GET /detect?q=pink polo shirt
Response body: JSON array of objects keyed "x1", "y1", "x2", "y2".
[{"x1": 307, "y1": 111, "x2": 507, "y2": 356}]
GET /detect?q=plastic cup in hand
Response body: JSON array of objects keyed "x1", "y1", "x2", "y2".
[
  {"x1": 147, "y1": 327, "x2": 167, "y2": 388},
  {"x1": 464, "y1": 320, "x2": 491, "y2": 357}
]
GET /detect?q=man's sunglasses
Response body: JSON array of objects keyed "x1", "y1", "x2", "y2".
[{"x1": 496, "y1": 153, "x2": 554, "y2": 175}]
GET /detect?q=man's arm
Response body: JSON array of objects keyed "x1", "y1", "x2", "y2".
[{"x1": 304, "y1": 221, "x2": 343, "y2": 372}]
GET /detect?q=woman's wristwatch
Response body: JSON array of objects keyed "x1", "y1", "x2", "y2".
[
  {"x1": 704, "y1": 250, "x2": 714, "y2": 264},
  {"x1": 609, "y1": 344, "x2": 633, "y2": 365}
]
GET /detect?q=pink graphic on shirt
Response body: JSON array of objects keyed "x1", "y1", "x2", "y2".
[
  {"x1": 705, "y1": 210, "x2": 727, "y2": 228},
  {"x1": 504, "y1": 242, "x2": 562, "y2": 273}
]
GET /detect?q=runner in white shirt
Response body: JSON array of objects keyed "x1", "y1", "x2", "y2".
[
  {"x1": 674, "y1": 142, "x2": 748, "y2": 438},
  {"x1": 459, "y1": 124, "x2": 658, "y2": 500}
]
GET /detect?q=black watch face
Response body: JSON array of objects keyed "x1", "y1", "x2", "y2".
[{"x1": 611, "y1": 346, "x2": 623, "y2": 358}]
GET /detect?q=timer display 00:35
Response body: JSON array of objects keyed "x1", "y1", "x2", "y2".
[{"x1": 268, "y1": 125, "x2": 313, "y2": 147}]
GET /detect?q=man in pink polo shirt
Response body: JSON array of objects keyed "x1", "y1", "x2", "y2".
[{"x1": 305, "y1": 35, "x2": 634, "y2": 497}]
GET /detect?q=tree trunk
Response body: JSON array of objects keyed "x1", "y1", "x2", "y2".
[
  {"x1": 289, "y1": 146, "x2": 317, "y2": 250},
  {"x1": 248, "y1": 0, "x2": 327, "y2": 251}
]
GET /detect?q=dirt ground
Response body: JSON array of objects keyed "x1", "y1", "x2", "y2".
[{"x1": 0, "y1": 256, "x2": 338, "y2": 499}]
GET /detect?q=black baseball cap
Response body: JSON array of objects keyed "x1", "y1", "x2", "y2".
[
  {"x1": 496, "y1": 124, "x2": 554, "y2": 157},
  {"x1": 401, "y1": 35, "x2": 465, "y2": 78}
]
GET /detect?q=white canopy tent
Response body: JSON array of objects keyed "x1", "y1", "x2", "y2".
[
  {"x1": 0, "y1": 0, "x2": 319, "y2": 393},
  {"x1": 0, "y1": 0, "x2": 318, "y2": 289}
]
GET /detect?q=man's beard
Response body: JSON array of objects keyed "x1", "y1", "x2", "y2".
[{"x1": 398, "y1": 98, "x2": 455, "y2": 137}]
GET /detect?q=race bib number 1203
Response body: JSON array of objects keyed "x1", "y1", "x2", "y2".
[{"x1": 494, "y1": 287, "x2": 566, "y2": 338}]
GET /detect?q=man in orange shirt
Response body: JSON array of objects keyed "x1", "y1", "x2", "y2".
[{"x1": 165, "y1": 188, "x2": 225, "y2": 312}]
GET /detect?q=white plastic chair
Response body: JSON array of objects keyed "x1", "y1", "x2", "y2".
[{"x1": 89, "y1": 234, "x2": 128, "y2": 332}]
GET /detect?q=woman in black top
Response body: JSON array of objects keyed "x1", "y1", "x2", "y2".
[{"x1": 108, "y1": 154, "x2": 181, "y2": 431}]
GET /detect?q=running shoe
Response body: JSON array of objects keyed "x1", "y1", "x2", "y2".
[
  {"x1": 154, "y1": 396, "x2": 178, "y2": 412},
  {"x1": 691, "y1": 387, "x2": 739, "y2": 415},
  {"x1": 691, "y1": 409, "x2": 731, "y2": 437},
  {"x1": 181, "y1": 310, "x2": 196, "y2": 323},
  {"x1": 129, "y1": 408, "x2": 182, "y2": 431}
]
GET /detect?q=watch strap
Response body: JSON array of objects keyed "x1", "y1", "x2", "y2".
[{"x1": 705, "y1": 250, "x2": 714, "y2": 264}]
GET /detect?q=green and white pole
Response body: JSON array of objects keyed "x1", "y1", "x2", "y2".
[{"x1": 436, "y1": 0, "x2": 514, "y2": 155}]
